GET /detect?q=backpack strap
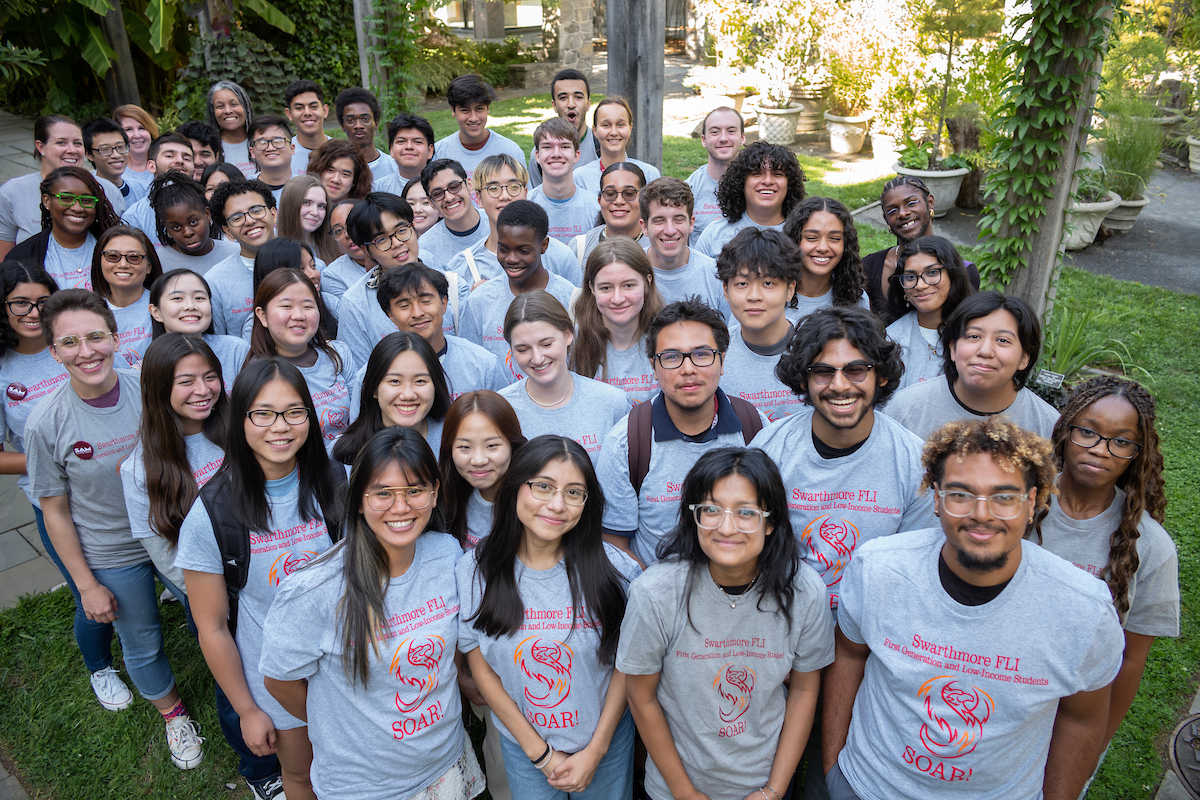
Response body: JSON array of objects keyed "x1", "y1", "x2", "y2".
[
  {"x1": 445, "y1": 271, "x2": 461, "y2": 334},
  {"x1": 199, "y1": 470, "x2": 249, "y2": 639},
  {"x1": 626, "y1": 400, "x2": 654, "y2": 496},
  {"x1": 728, "y1": 396, "x2": 764, "y2": 444},
  {"x1": 462, "y1": 247, "x2": 482, "y2": 284},
  {"x1": 575, "y1": 234, "x2": 587, "y2": 267}
]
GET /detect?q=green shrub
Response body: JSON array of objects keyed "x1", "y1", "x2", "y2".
[{"x1": 172, "y1": 30, "x2": 295, "y2": 123}]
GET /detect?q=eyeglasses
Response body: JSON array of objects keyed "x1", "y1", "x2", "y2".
[
  {"x1": 251, "y1": 136, "x2": 289, "y2": 151},
  {"x1": 364, "y1": 485, "x2": 435, "y2": 511},
  {"x1": 428, "y1": 180, "x2": 466, "y2": 203},
  {"x1": 5, "y1": 299, "x2": 48, "y2": 316},
  {"x1": 342, "y1": 113, "x2": 375, "y2": 126},
  {"x1": 226, "y1": 205, "x2": 269, "y2": 227},
  {"x1": 330, "y1": 224, "x2": 347, "y2": 238},
  {"x1": 690, "y1": 504, "x2": 771, "y2": 532},
  {"x1": 935, "y1": 489, "x2": 1031, "y2": 519},
  {"x1": 52, "y1": 330, "x2": 113, "y2": 353},
  {"x1": 1069, "y1": 426, "x2": 1142, "y2": 459},
  {"x1": 101, "y1": 250, "x2": 147, "y2": 265},
  {"x1": 50, "y1": 192, "x2": 99, "y2": 210},
  {"x1": 806, "y1": 363, "x2": 875, "y2": 385},
  {"x1": 92, "y1": 144, "x2": 131, "y2": 156},
  {"x1": 894, "y1": 268, "x2": 943, "y2": 288},
  {"x1": 653, "y1": 348, "x2": 720, "y2": 370},
  {"x1": 246, "y1": 408, "x2": 310, "y2": 427},
  {"x1": 600, "y1": 187, "x2": 640, "y2": 202},
  {"x1": 525, "y1": 480, "x2": 588, "y2": 506},
  {"x1": 369, "y1": 224, "x2": 414, "y2": 251},
  {"x1": 483, "y1": 182, "x2": 525, "y2": 198}
]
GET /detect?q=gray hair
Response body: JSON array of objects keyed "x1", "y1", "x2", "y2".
[{"x1": 205, "y1": 80, "x2": 254, "y2": 136}]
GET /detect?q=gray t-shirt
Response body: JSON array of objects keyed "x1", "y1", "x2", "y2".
[
  {"x1": 787, "y1": 289, "x2": 870, "y2": 325},
  {"x1": 433, "y1": 131, "x2": 526, "y2": 183},
  {"x1": 260, "y1": 534, "x2": 466, "y2": 800},
  {"x1": 685, "y1": 165, "x2": 723, "y2": 246},
  {"x1": 290, "y1": 136, "x2": 314, "y2": 174},
  {"x1": 320, "y1": 253, "x2": 369, "y2": 301},
  {"x1": 650, "y1": 249, "x2": 731, "y2": 322},
  {"x1": 528, "y1": 128, "x2": 599, "y2": 188},
  {"x1": 336, "y1": 267, "x2": 463, "y2": 368},
  {"x1": 456, "y1": 543, "x2": 641, "y2": 753},
  {"x1": 123, "y1": 167, "x2": 153, "y2": 200},
  {"x1": 882, "y1": 377, "x2": 1060, "y2": 441},
  {"x1": 121, "y1": 196, "x2": 158, "y2": 244},
  {"x1": 202, "y1": 333, "x2": 250, "y2": 394},
  {"x1": 836, "y1": 528, "x2": 1124, "y2": 800},
  {"x1": 446, "y1": 236, "x2": 582, "y2": 288},
  {"x1": 463, "y1": 489, "x2": 493, "y2": 550},
  {"x1": 694, "y1": 216, "x2": 785, "y2": 259},
  {"x1": 365, "y1": 150, "x2": 399, "y2": 184},
  {"x1": 205, "y1": 252, "x2": 255, "y2": 336},
  {"x1": 749, "y1": 408, "x2": 937, "y2": 614},
  {"x1": 0, "y1": 171, "x2": 126, "y2": 244},
  {"x1": 417, "y1": 215, "x2": 490, "y2": 271},
  {"x1": 528, "y1": 186, "x2": 602, "y2": 244},
  {"x1": 109, "y1": 290, "x2": 154, "y2": 370},
  {"x1": 44, "y1": 231, "x2": 96, "y2": 291},
  {"x1": 440, "y1": 334, "x2": 508, "y2": 399},
  {"x1": 222, "y1": 139, "x2": 255, "y2": 177},
  {"x1": 458, "y1": 272, "x2": 577, "y2": 381},
  {"x1": 0, "y1": 348, "x2": 69, "y2": 505},
  {"x1": 720, "y1": 331, "x2": 803, "y2": 421},
  {"x1": 175, "y1": 470, "x2": 337, "y2": 729},
  {"x1": 498, "y1": 373, "x2": 630, "y2": 463},
  {"x1": 594, "y1": 338, "x2": 658, "y2": 406},
  {"x1": 287, "y1": 342, "x2": 355, "y2": 446},
  {"x1": 26, "y1": 370, "x2": 145, "y2": 569},
  {"x1": 573, "y1": 158, "x2": 661, "y2": 197},
  {"x1": 616, "y1": 559, "x2": 835, "y2": 800},
  {"x1": 1038, "y1": 488, "x2": 1179, "y2": 636},
  {"x1": 886, "y1": 311, "x2": 944, "y2": 392},
  {"x1": 156, "y1": 238, "x2": 239, "y2": 277}
]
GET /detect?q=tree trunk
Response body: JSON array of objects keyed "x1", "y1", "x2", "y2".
[
  {"x1": 932, "y1": 34, "x2": 954, "y2": 169},
  {"x1": 606, "y1": 0, "x2": 665, "y2": 169},
  {"x1": 352, "y1": 0, "x2": 372, "y2": 89},
  {"x1": 946, "y1": 117, "x2": 980, "y2": 208},
  {"x1": 99, "y1": 0, "x2": 141, "y2": 108}
]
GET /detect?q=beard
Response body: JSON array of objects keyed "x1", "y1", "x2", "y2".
[{"x1": 951, "y1": 542, "x2": 1010, "y2": 574}]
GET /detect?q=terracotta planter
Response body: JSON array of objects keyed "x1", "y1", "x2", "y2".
[
  {"x1": 789, "y1": 85, "x2": 828, "y2": 132},
  {"x1": 1062, "y1": 191, "x2": 1122, "y2": 250},
  {"x1": 756, "y1": 104, "x2": 804, "y2": 146},
  {"x1": 890, "y1": 162, "x2": 972, "y2": 217},
  {"x1": 1187, "y1": 135, "x2": 1200, "y2": 173},
  {"x1": 824, "y1": 111, "x2": 872, "y2": 154},
  {"x1": 1103, "y1": 195, "x2": 1150, "y2": 233}
]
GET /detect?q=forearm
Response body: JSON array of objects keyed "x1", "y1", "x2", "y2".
[
  {"x1": 822, "y1": 635, "x2": 868, "y2": 774},
  {"x1": 1043, "y1": 687, "x2": 1111, "y2": 800},
  {"x1": 626, "y1": 672, "x2": 701, "y2": 799},
  {"x1": 1105, "y1": 633, "x2": 1153, "y2": 745},
  {"x1": 585, "y1": 669, "x2": 628, "y2": 756},
  {"x1": 466, "y1": 648, "x2": 550, "y2": 758},
  {"x1": 264, "y1": 677, "x2": 308, "y2": 722},
  {"x1": 601, "y1": 532, "x2": 642, "y2": 567},
  {"x1": 196, "y1": 624, "x2": 262, "y2": 718},
  {"x1": 0, "y1": 450, "x2": 26, "y2": 475},
  {"x1": 768, "y1": 670, "x2": 821, "y2": 791},
  {"x1": 41, "y1": 497, "x2": 99, "y2": 590}
]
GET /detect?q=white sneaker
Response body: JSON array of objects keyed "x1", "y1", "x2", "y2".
[
  {"x1": 89, "y1": 667, "x2": 133, "y2": 711},
  {"x1": 159, "y1": 588, "x2": 179, "y2": 604},
  {"x1": 248, "y1": 774, "x2": 287, "y2": 800},
  {"x1": 165, "y1": 715, "x2": 205, "y2": 769}
]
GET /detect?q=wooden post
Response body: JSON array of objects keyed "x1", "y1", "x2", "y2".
[
  {"x1": 606, "y1": 0, "x2": 665, "y2": 169},
  {"x1": 473, "y1": 0, "x2": 506, "y2": 39},
  {"x1": 352, "y1": 0, "x2": 372, "y2": 90},
  {"x1": 99, "y1": 0, "x2": 141, "y2": 108}
]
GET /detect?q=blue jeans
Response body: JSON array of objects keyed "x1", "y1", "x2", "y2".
[
  {"x1": 89, "y1": 561, "x2": 176, "y2": 700},
  {"x1": 35, "y1": 506, "x2": 115, "y2": 673},
  {"x1": 499, "y1": 710, "x2": 635, "y2": 800},
  {"x1": 214, "y1": 679, "x2": 283, "y2": 783}
]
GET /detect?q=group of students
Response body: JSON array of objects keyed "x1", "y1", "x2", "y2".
[{"x1": 0, "y1": 65, "x2": 1179, "y2": 800}]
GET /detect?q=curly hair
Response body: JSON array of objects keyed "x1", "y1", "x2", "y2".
[
  {"x1": 307, "y1": 139, "x2": 373, "y2": 200},
  {"x1": 920, "y1": 416, "x2": 1056, "y2": 522},
  {"x1": 775, "y1": 306, "x2": 902, "y2": 406},
  {"x1": 1044, "y1": 377, "x2": 1166, "y2": 617},
  {"x1": 39, "y1": 167, "x2": 121, "y2": 237},
  {"x1": 715, "y1": 142, "x2": 806, "y2": 224},
  {"x1": 782, "y1": 196, "x2": 865, "y2": 307}
]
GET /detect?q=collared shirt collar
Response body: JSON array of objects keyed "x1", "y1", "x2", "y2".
[{"x1": 652, "y1": 388, "x2": 743, "y2": 444}]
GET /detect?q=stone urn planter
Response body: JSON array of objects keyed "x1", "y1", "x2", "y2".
[
  {"x1": 756, "y1": 104, "x2": 805, "y2": 146},
  {"x1": 824, "y1": 111, "x2": 872, "y2": 154},
  {"x1": 789, "y1": 84, "x2": 828, "y2": 132},
  {"x1": 890, "y1": 162, "x2": 972, "y2": 217},
  {"x1": 1103, "y1": 194, "x2": 1151, "y2": 234},
  {"x1": 701, "y1": 89, "x2": 749, "y2": 114},
  {"x1": 1187, "y1": 135, "x2": 1200, "y2": 173},
  {"x1": 871, "y1": 132, "x2": 901, "y2": 164},
  {"x1": 1062, "y1": 190, "x2": 1122, "y2": 250}
]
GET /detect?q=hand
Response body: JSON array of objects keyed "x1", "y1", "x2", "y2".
[
  {"x1": 538, "y1": 748, "x2": 570, "y2": 781},
  {"x1": 471, "y1": 278, "x2": 487, "y2": 290},
  {"x1": 547, "y1": 745, "x2": 604, "y2": 793},
  {"x1": 240, "y1": 707, "x2": 278, "y2": 756},
  {"x1": 81, "y1": 583, "x2": 117, "y2": 623},
  {"x1": 457, "y1": 672, "x2": 486, "y2": 707}
]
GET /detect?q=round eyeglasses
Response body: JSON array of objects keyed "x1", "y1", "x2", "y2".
[
  {"x1": 364, "y1": 486, "x2": 434, "y2": 511},
  {"x1": 690, "y1": 504, "x2": 771, "y2": 532},
  {"x1": 935, "y1": 489, "x2": 1030, "y2": 520}
]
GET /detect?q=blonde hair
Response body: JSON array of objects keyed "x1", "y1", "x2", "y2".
[
  {"x1": 112, "y1": 105, "x2": 160, "y2": 139},
  {"x1": 474, "y1": 153, "x2": 529, "y2": 187}
]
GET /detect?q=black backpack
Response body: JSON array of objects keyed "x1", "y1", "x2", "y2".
[{"x1": 198, "y1": 467, "x2": 346, "y2": 638}]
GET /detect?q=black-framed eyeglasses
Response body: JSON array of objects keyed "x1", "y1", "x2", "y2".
[
  {"x1": 342, "y1": 113, "x2": 375, "y2": 126},
  {"x1": 483, "y1": 182, "x2": 524, "y2": 198},
  {"x1": 101, "y1": 250, "x2": 147, "y2": 265},
  {"x1": 600, "y1": 187, "x2": 640, "y2": 202},
  {"x1": 5, "y1": 299, "x2": 49, "y2": 317},
  {"x1": 369, "y1": 224, "x2": 414, "y2": 251},
  {"x1": 92, "y1": 144, "x2": 131, "y2": 156},
  {"x1": 226, "y1": 205, "x2": 269, "y2": 227},
  {"x1": 428, "y1": 180, "x2": 466, "y2": 203},
  {"x1": 894, "y1": 268, "x2": 943, "y2": 288},
  {"x1": 935, "y1": 488, "x2": 1031, "y2": 520},
  {"x1": 653, "y1": 348, "x2": 720, "y2": 370},
  {"x1": 50, "y1": 192, "x2": 99, "y2": 210},
  {"x1": 1069, "y1": 426, "x2": 1142, "y2": 459},
  {"x1": 246, "y1": 408, "x2": 310, "y2": 427},
  {"x1": 525, "y1": 481, "x2": 588, "y2": 506},
  {"x1": 363, "y1": 485, "x2": 435, "y2": 511},
  {"x1": 806, "y1": 363, "x2": 874, "y2": 385},
  {"x1": 251, "y1": 136, "x2": 289, "y2": 151}
]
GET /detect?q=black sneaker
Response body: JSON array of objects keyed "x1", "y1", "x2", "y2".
[
  {"x1": 1170, "y1": 713, "x2": 1200, "y2": 800},
  {"x1": 248, "y1": 774, "x2": 287, "y2": 800}
]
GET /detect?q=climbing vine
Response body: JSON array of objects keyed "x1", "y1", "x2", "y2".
[{"x1": 975, "y1": 0, "x2": 1113, "y2": 288}]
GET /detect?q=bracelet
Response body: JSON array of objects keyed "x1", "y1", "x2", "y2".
[
  {"x1": 758, "y1": 790, "x2": 771, "y2": 800},
  {"x1": 533, "y1": 745, "x2": 555, "y2": 770},
  {"x1": 765, "y1": 784, "x2": 782, "y2": 800},
  {"x1": 530, "y1": 742, "x2": 550, "y2": 766}
]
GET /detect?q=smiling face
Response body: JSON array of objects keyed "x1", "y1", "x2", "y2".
[
  {"x1": 697, "y1": 472, "x2": 773, "y2": 582},
  {"x1": 151, "y1": 142, "x2": 195, "y2": 177},
  {"x1": 361, "y1": 459, "x2": 438, "y2": 568},
  {"x1": 797, "y1": 210, "x2": 844, "y2": 285},
  {"x1": 882, "y1": 184, "x2": 934, "y2": 242},
  {"x1": 244, "y1": 377, "x2": 309, "y2": 479},
  {"x1": 255, "y1": 282, "x2": 319, "y2": 358},
  {"x1": 330, "y1": 203, "x2": 367, "y2": 262},
  {"x1": 594, "y1": 104, "x2": 631, "y2": 160},
  {"x1": 49, "y1": 308, "x2": 117, "y2": 396},
  {"x1": 641, "y1": 199, "x2": 693, "y2": 261},
  {"x1": 1062, "y1": 394, "x2": 1140, "y2": 494},
  {"x1": 403, "y1": 183, "x2": 440, "y2": 235},
  {"x1": 100, "y1": 234, "x2": 150, "y2": 294},
  {"x1": 299, "y1": 248, "x2": 321, "y2": 290},
  {"x1": 88, "y1": 130, "x2": 128, "y2": 182},
  {"x1": 452, "y1": 101, "x2": 491, "y2": 145},
  {"x1": 591, "y1": 261, "x2": 647, "y2": 332},
  {"x1": 150, "y1": 273, "x2": 212, "y2": 334},
  {"x1": 341, "y1": 102, "x2": 378, "y2": 149},
  {"x1": 286, "y1": 91, "x2": 328, "y2": 137},
  {"x1": 535, "y1": 135, "x2": 579, "y2": 180},
  {"x1": 221, "y1": 190, "x2": 276, "y2": 251},
  {"x1": 42, "y1": 175, "x2": 97, "y2": 237},
  {"x1": 163, "y1": 200, "x2": 212, "y2": 254},
  {"x1": 390, "y1": 127, "x2": 434, "y2": 176},
  {"x1": 299, "y1": 186, "x2": 328, "y2": 234},
  {"x1": 949, "y1": 308, "x2": 1030, "y2": 397},
  {"x1": 723, "y1": 268, "x2": 796, "y2": 338},
  {"x1": 806, "y1": 337, "x2": 882, "y2": 445},
  {"x1": 599, "y1": 170, "x2": 640, "y2": 233},
  {"x1": 509, "y1": 320, "x2": 572, "y2": 388},
  {"x1": 496, "y1": 225, "x2": 548, "y2": 289},
  {"x1": 38, "y1": 122, "x2": 85, "y2": 171},
  {"x1": 211, "y1": 89, "x2": 247, "y2": 135},
  {"x1": 743, "y1": 162, "x2": 788, "y2": 224},
  {"x1": 249, "y1": 125, "x2": 293, "y2": 173},
  {"x1": 386, "y1": 281, "x2": 447, "y2": 346},
  {"x1": 320, "y1": 157, "x2": 356, "y2": 204},
  {"x1": 652, "y1": 320, "x2": 723, "y2": 414},
  {"x1": 428, "y1": 168, "x2": 473, "y2": 225},
  {"x1": 5, "y1": 281, "x2": 52, "y2": 351},
  {"x1": 477, "y1": 165, "x2": 526, "y2": 223},
  {"x1": 366, "y1": 210, "x2": 418, "y2": 269},
  {"x1": 700, "y1": 109, "x2": 745, "y2": 165},
  {"x1": 170, "y1": 353, "x2": 222, "y2": 435},
  {"x1": 119, "y1": 116, "x2": 152, "y2": 158},
  {"x1": 553, "y1": 79, "x2": 590, "y2": 137},
  {"x1": 937, "y1": 452, "x2": 1034, "y2": 584},
  {"x1": 451, "y1": 412, "x2": 513, "y2": 497},
  {"x1": 517, "y1": 456, "x2": 586, "y2": 553},
  {"x1": 899, "y1": 251, "x2": 950, "y2": 318},
  {"x1": 188, "y1": 139, "x2": 218, "y2": 181},
  {"x1": 375, "y1": 350, "x2": 436, "y2": 429},
  {"x1": 205, "y1": 170, "x2": 232, "y2": 202}
]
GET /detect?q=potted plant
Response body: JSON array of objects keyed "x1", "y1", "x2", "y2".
[
  {"x1": 1062, "y1": 168, "x2": 1122, "y2": 250},
  {"x1": 1100, "y1": 100, "x2": 1162, "y2": 233},
  {"x1": 684, "y1": 66, "x2": 753, "y2": 113},
  {"x1": 747, "y1": 0, "x2": 830, "y2": 146},
  {"x1": 822, "y1": 47, "x2": 874, "y2": 153},
  {"x1": 1187, "y1": 120, "x2": 1200, "y2": 173},
  {"x1": 789, "y1": 66, "x2": 831, "y2": 133},
  {"x1": 890, "y1": 137, "x2": 972, "y2": 217},
  {"x1": 752, "y1": 54, "x2": 807, "y2": 145}
]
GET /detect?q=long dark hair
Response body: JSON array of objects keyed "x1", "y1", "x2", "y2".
[
  {"x1": 659, "y1": 447, "x2": 802, "y2": 631},
  {"x1": 468, "y1": 436, "x2": 627, "y2": 664},
  {"x1": 246, "y1": 269, "x2": 342, "y2": 371},
  {"x1": 90, "y1": 225, "x2": 163, "y2": 302},
  {"x1": 885, "y1": 235, "x2": 974, "y2": 326},
  {"x1": 1044, "y1": 377, "x2": 1166, "y2": 617},
  {"x1": 0, "y1": 261, "x2": 58, "y2": 357},
  {"x1": 782, "y1": 196, "x2": 865, "y2": 307},
  {"x1": 437, "y1": 391, "x2": 526, "y2": 545},
  {"x1": 251, "y1": 239, "x2": 336, "y2": 338},
  {"x1": 138, "y1": 334, "x2": 230, "y2": 544},
  {"x1": 335, "y1": 426, "x2": 446, "y2": 687},
  {"x1": 219, "y1": 357, "x2": 346, "y2": 533},
  {"x1": 149, "y1": 269, "x2": 215, "y2": 337},
  {"x1": 332, "y1": 332, "x2": 451, "y2": 464},
  {"x1": 39, "y1": 166, "x2": 121, "y2": 236}
]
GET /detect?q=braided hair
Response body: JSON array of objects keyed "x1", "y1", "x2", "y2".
[
  {"x1": 38, "y1": 167, "x2": 121, "y2": 236},
  {"x1": 1046, "y1": 376, "x2": 1166, "y2": 616},
  {"x1": 149, "y1": 170, "x2": 208, "y2": 248}
]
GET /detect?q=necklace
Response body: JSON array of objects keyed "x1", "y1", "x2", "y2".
[
  {"x1": 528, "y1": 385, "x2": 570, "y2": 408},
  {"x1": 715, "y1": 572, "x2": 761, "y2": 609}
]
